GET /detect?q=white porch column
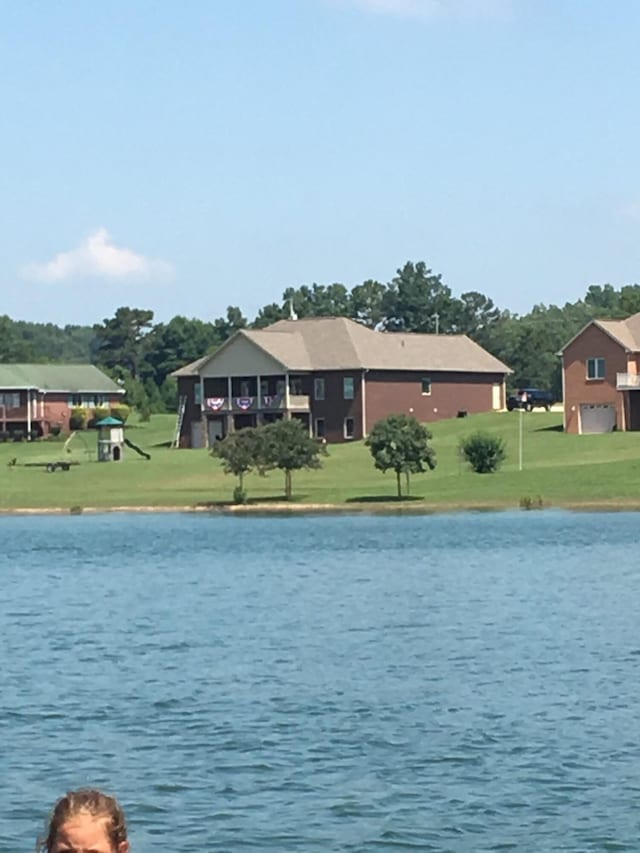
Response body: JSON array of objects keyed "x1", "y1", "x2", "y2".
[
  {"x1": 361, "y1": 370, "x2": 367, "y2": 438},
  {"x1": 284, "y1": 372, "x2": 290, "y2": 418},
  {"x1": 26, "y1": 390, "x2": 32, "y2": 439},
  {"x1": 256, "y1": 374, "x2": 261, "y2": 409}
]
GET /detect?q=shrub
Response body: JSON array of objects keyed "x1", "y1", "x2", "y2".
[
  {"x1": 111, "y1": 404, "x2": 130, "y2": 423},
  {"x1": 12, "y1": 429, "x2": 25, "y2": 442},
  {"x1": 233, "y1": 485, "x2": 248, "y2": 505},
  {"x1": 520, "y1": 495, "x2": 544, "y2": 510},
  {"x1": 49, "y1": 423, "x2": 62, "y2": 438},
  {"x1": 94, "y1": 406, "x2": 111, "y2": 423},
  {"x1": 459, "y1": 431, "x2": 506, "y2": 474},
  {"x1": 138, "y1": 402, "x2": 152, "y2": 422},
  {"x1": 0, "y1": 430, "x2": 9, "y2": 443},
  {"x1": 69, "y1": 407, "x2": 89, "y2": 430}
]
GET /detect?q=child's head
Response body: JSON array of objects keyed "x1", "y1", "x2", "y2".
[{"x1": 39, "y1": 789, "x2": 129, "y2": 853}]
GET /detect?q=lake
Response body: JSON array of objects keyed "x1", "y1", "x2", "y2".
[{"x1": 1, "y1": 510, "x2": 639, "y2": 852}]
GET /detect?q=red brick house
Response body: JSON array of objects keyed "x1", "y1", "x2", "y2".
[
  {"x1": 562, "y1": 312, "x2": 640, "y2": 433},
  {"x1": 172, "y1": 317, "x2": 511, "y2": 447},
  {"x1": 0, "y1": 364, "x2": 125, "y2": 438}
]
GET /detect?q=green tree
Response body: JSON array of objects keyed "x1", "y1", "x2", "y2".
[
  {"x1": 213, "y1": 306, "x2": 247, "y2": 341},
  {"x1": 262, "y1": 418, "x2": 326, "y2": 500},
  {"x1": 449, "y1": 291, "x2": 503, "y2": 342},
  {"x1": 253, "y1": 302, "x2": 288, "y2": 328},
  {"x1": 281, "y1": 283, "x2": 350, "y2": 319},
  {"x1": 365, "y1": 413, "x2": 436, "y2": 498},
  {"x1": 349, "y1": 279, "x2": 387, "y2": 328},
  {"x1": 144, "y1": 315, "x2": 218, "y2": 386},
  {"x1": 382, "y1": 261, "x2": 454, "y2": 333},
  {"x1": 212, "y1": 427, "x2": 266, "y2": 502},
  {"x1": 93, "y1": 306, "x2": 154, "y2": 379},
  {"x1": 459, "y1": 431, "x2": 506, "y2": 473},
  {"x1": 0, "y1": 315, "x2": 34, "y2": 361},
  {"x1": 584, "y1": 283, "x2": 621, "y2": 314}
]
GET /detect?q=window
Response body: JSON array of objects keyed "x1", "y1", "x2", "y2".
[
  {"x1": 194, "y1": 384, "x2": 203, "y2": 405},
  {"x1": 344, "y1": 416, "x2": 355, "y2": 439},
  {"x1": 315, "y1": 418, "x2": 325, "y2": 438},
  {"x1": 421, "y1": 377, "x2": 432, "y2": 395},
  {"x1": 343, "y1": 376, "x2": 355, "y2": 400},
  {"x1": 0, "y1": 393, "x2": 20, "y2": 409},
  {"x1": 314, "y1": 377, "x2": 325, "y2": 400},
  {"x1": 68, "y1": 394, "x2": 82, "y2": 407},
  {"x1": 587, "y1": 357, "x2": 605, "y2": 380},
  {"x1": 260, "y1": 379, "x2": 269, "y2": 396},
  {"x1": 290, "y1": 377, "x2": 303, "y2": 395}
]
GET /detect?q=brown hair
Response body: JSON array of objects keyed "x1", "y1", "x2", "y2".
[{"x1": 38, "y1": 789, "x2": 128, "y2": 852}]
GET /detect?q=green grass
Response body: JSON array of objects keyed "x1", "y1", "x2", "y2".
[{"x1": 2, "y1": 410, "x2": 640, "y2": 511}]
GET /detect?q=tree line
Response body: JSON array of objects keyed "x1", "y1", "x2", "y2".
[{"x1": 2, "y1": 266, "x2": 640, "y2": 412}]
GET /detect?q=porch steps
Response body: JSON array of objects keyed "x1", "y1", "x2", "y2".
[{"x1": 172, "y1": 396, "x2": 187, "y2": 448}]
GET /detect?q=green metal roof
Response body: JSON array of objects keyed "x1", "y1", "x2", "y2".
[
  {"x1": 95, "y1": 416, "x2": 124, "y2": 426},
  {"x1": 0, "y1": 364, "x2": 124, "y2": 393}
]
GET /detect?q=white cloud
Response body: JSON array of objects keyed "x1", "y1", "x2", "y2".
[
  {"x1": 335, "y1": 0, "x2": 512, "y2": 19},
  {"x1": 23, "y1": 228, "x2": 172, "y2": 283}
]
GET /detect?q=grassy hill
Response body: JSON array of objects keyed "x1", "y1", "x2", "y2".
[{"x1": 2, "y1": 411, "x2": 640, "y2": 511}]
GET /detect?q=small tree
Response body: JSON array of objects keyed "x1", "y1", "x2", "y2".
[
  {"x1": 69, "y1": 407, "x2": 89, "y2": 430},
  {"x1": 459, "y1": 431, "x2": 506, "y2": 473},
  {"x1": 366, "y1": 413, "x2": 436, "y2": 498},
  {"x1": 212, "y1": 427, "x2": 265, "y2": 503},
  {"x1": 262, "y1": 419, "x2": 326, "y2": 500}
]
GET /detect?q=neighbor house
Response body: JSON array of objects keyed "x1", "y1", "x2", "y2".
[
  {"x1": 0, "y1": 364, "x2": 125, "y2": 438},
  {"x1": 562, "y1": 312, "x2": 640, "y2": 433},
  {"x1": 172, "y1": 317, "x2": 511, "y2": 447}
]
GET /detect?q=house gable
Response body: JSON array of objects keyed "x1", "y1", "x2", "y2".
[
  {"x1": 199, "y1": 333, "x2": 288, "y2": 378},
  {"x1": 562, "y1": 322, "x2": 628, "y2": 433}
]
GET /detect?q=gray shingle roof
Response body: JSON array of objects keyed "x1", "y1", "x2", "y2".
[
  {"x1": 0, "y1": 364, "x2": 124, "y2": 392},
  {"x1": 171, "y1": 355, "x2": 212, "y2": 377},
  {"x1": 178, "y1": 317, "x2": 511, "y2": 375},
  {"x1": 595, "y1": 314, "x2": 640, "y2": 351}
]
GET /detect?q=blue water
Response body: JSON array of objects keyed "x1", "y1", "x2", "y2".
[{"x1": 2, "y1": 510, "x2": 640, "y2": 852}]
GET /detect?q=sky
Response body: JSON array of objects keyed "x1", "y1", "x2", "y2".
[{"x1": 2, "y1": 0, "x2": 640, "y2": 327}]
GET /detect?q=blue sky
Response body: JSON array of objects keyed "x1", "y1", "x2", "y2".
[{"x1": 2, "y1": 0, "x2": 640, "y2": 326}]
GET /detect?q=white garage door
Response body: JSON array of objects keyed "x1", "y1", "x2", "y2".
[{"x1": 579, "y1": 403, "x2": 616, "y2": 434}]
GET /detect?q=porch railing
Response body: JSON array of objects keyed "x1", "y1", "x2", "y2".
[
  {"x1": 616, "y1": 372, "x2": 640, "y2": 390},
  {"x1": 202, "y1": 394, "x2": 310, "y2": 413}
]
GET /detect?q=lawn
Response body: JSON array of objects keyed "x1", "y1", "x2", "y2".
[{"x1": 2, "y1": 410, "x2": 640, "y2": 511}]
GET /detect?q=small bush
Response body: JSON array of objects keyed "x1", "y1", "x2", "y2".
[
  {"x1": 12, "y1": 429, "x2": 25, "y2": 442},
  {"x1": 460, "y1": 431, "x2": 506, "y2": 474},
  {"x1": 0, "y1": 430, "x2": 9, "y2": 443},
  {"x1": 70, "y1": 407, "x2": 89, "y2": 430},
  {"x1": 94, "y1": 406, "x2": 111, "y2": 422},
  {"x1": 50, "y1": 423, "x2": 62, "y2": 438},
  {"x1": 520, "y1": 495, "x2": 544, "y2": 510},
  {"x1": 111, "y1": 404, "x2": 130, "y2": 423},
  {"x1": 233, "y1": 485, "x2": 248, "y2": 505},
  {"x1": 138, "y1": 403, "x2": 152, "y2": 423}
]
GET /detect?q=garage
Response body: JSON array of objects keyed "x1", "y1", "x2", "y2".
[{"x1": 579, "y1": 403, "x2": 616, "y2": 434}]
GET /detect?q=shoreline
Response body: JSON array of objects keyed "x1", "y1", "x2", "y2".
[{"x1": 3, "y1": 499, "x2": 640, "y2": 517}]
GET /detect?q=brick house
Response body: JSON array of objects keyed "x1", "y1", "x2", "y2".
[
  {"x1": 562, "y1": 312, "x2": 640, "y2": 433},
  {"x1": 0, "y1": 364, "x2": 125, "y2": 438},
  {"x1": 172, "y1": 317, "x2": 511, "y2": 447}
]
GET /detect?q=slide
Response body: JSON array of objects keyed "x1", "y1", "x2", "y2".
[{"x1": 124, "y1": 437, "x2": 151, "y2": 460}]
